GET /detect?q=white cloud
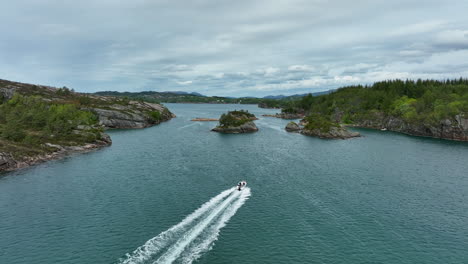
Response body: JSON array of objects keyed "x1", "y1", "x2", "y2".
[
  {"x1": 176, "y1": 80, "x2": 193, "y2": 85},
  {"x1": 261, "y1": 67, "x2": 280, "y2": 77},
  {"x1": 334, "y1": 75, "x2": 360, "y2": 82},
  {"x1": 389, "y1": 20, "x2": 447, "y2": 36},
  {"x1": 434, "y1": 29, "x2": 468, "y2": 47},
  {"x1": 288, "y1": 65, "x2": 315, "y2": 72}
]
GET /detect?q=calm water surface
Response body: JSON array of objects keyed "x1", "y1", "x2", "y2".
[{"x1": 1, "y1": 104, "x2": 468, "y2": 263}]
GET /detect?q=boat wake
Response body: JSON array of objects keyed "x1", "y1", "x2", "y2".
[{"x1": 118, "y1": 187, "x2": 251, "y2": 264}]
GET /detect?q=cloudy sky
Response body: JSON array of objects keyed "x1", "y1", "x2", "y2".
[{"x1": 1, "y1": 0, "x2": 468, "y2": 96}]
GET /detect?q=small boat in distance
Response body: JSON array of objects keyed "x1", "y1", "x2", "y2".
[
  {"x1": 237, "y1": 181, "x2": 247, "y2": 191},
  {"x1": 381, "y1": 128, "x2": 387, "y2": 131}
]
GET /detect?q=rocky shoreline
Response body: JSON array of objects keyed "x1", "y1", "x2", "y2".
[
  {"x1": 301, "y1": 127, "x2": 360, "y2": 139},
  {"x1": 0, "y1": 134, "x2": 112, "y2": 173},
  {"x1": 285, "y1": 121, "x2": 360, "y2": 139},
  {"x1": 212, "y1": 121, "x2": 258, "y2": 133},
  {"x1": 346, "y1": 113, "x2": 468, "y2": 141}
]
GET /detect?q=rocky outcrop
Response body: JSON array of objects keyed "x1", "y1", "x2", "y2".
[
  {"x1": 301, "y1": 126, "x2": 360, "y2": 139},
  {"x1": 87, "y1": 101, "x2": 175, "y2": 129},
  {"x1": 262, "y1": 113, "x2": 304, "y2": 119},
  {"x1": 0, "y1": 152, "x2": 17, "y2": 171},
  {"x1": 285, "y1": 122, "x2": 301, "y2": 132},
  {"x1": 0, "y1": 87, "x2": 16, "y2": 101},
  {"x1": 350, "y1": 112, "x2": 468, "y2": 141},
  {"x1": 212, "y1": 121, "x2": 258, "y2": 133},
  {"x1": 91, "y1": 108, "x2": 148, "y2": 128}
]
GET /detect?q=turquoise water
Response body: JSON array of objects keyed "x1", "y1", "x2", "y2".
[{"x1": 1, "y1": 103, "x2": 468, "y2": 264}]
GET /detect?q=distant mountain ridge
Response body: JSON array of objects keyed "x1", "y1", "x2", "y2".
[
  {"x1": 163, "y1": 91, "x2": 205, "y2": 97},
  {"x1": 262, "y1": 90, "x2": 334, "y2": 99},
  {"x1": 94, "y1": 89, "x2": 334, "y2": 102}
]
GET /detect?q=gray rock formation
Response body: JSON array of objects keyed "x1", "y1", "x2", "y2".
[
  {"x1": 285, "y1": 122, "x2": 301, "y2": 132},
  {"x1": 212, "y1": 121, "x2": 258, "y2": 134},
  {"x1": 0, "y1": 87, "x2": 15, "y2": 101},
  {"x1": 301, "y1": 126, "x2": 360, "y2": 139},
  {"x1": 91, "y1": 108, "x2": 148, "y2": 128},
  {"x1": 351, "y1": 111, "x2": 468, "y2": 141},
  {"x1": 86, "y1": 101, "x2": 175, "y2": 129},
  {"x1": 0, "y1": 152, "x2": 17, "y2": 171}
]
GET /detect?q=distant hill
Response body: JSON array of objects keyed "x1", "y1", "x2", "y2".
[
  {"x1": 263, "y1": 90, "x2": 334, "y2": 99},
  {"x1": 94, "y1": 89, "x2": 334, "y2": 104},
  {"x1": 163, "y1": 91, "x2": 206, "y2": 97}
]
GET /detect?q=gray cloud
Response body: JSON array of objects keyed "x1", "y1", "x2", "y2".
[{"x1": 1, "y1": 0, "x2": 468, "y2": 96}]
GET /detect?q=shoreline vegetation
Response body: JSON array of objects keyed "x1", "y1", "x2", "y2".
[{"x1": 0, "y1": 79, "x2": 175, "y2": 173}]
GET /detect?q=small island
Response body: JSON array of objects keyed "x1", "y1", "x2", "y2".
[
  {"x1": 285, "y1": 114, "x2": 360, "y2": 139},
  {"x1": 212, "y1": 110, "x2": 259, "y2": 133}
]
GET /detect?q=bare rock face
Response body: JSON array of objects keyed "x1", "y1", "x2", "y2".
[
  {"x1": 0, "y1": 87, "x2": 16, "y2": 101},
  {"x1": 88, "y1": 101, "x2": 175, "y2": 129},
  {"x1": 91, "y1": 108, "x2": 148, "y2": 128},
  {"x1": 0, "y1": 152, "x2": 17, "y2": 171},
  {"x1": 212, "y1": 121, "x2": 258, "y2": 133},
  {"x1": 301, "y1": 127, "x2": 360, "y2": 139},
  {"x1": 285, "y1": 122, "x2": 301, "y2": 132},
  {"x1": 352, "y1": 111, "x2": 468, "y2": 141}
]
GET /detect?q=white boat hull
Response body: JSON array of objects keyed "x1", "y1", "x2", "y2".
[{"x1": 237, "y1": 181, "x2": 247, "y2": 191}]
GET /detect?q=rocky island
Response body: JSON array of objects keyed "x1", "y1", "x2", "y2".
[
  {"x1": 212, "y1": 110, "x2": 258, "y2": 133},
  {"x1": 285, "y1": 115, "x2": 360, "y2": 139},
  {"x1": 0, "y1": 79, "x2": 175, "y2": 172}
]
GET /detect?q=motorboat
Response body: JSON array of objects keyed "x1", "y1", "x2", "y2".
[{"x1": 237, "y1": 181, "x2": 247, "y2": 191}]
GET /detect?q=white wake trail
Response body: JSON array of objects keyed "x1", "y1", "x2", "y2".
[
  {"x1": 119, "y1": 188, "x2": 234, "y2": 264},
  {"x1": 179, "y1": 188, "x2": 251, "y2": 264},
  {"x1": 154, "y1": 190, "x2": 243, "y2": 263}
]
